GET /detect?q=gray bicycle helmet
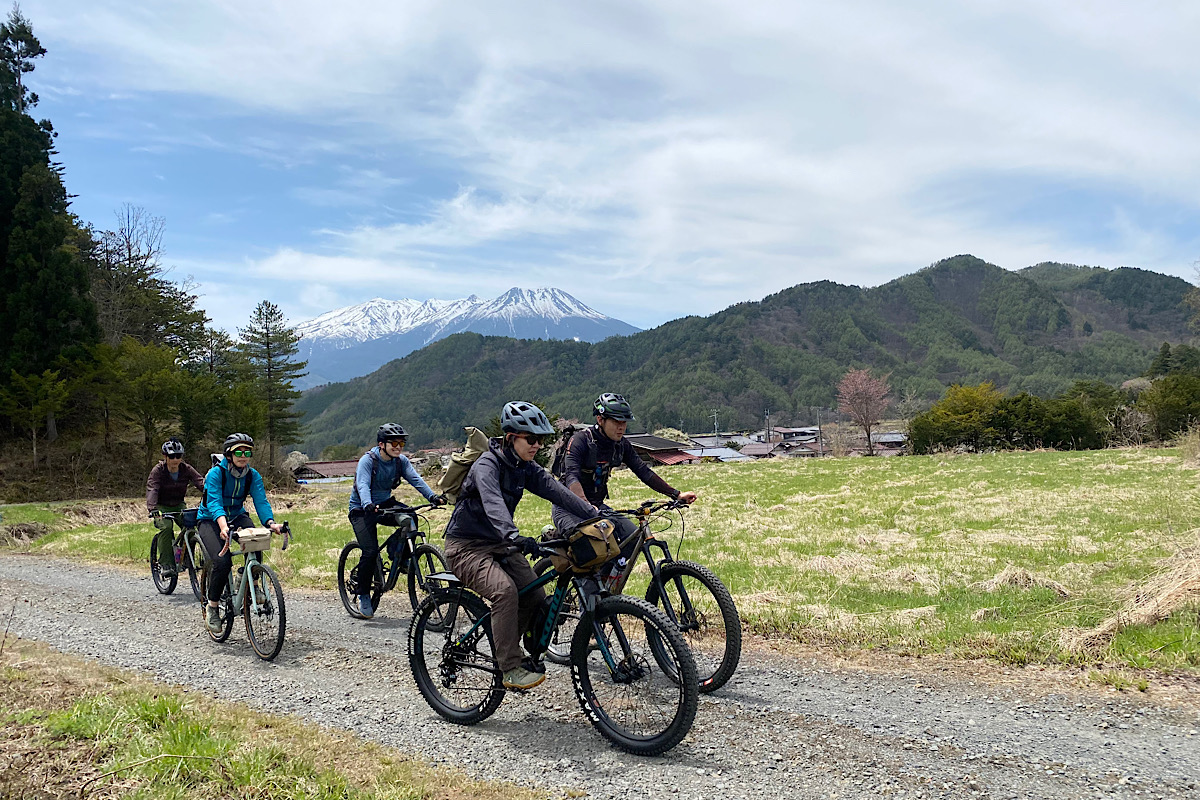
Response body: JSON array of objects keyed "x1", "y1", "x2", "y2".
[
  {"x1": 222, "y1": 432, "x2": 254, "y2": 455},
  {"x1": 500, "y1": 401, "x2": 555, "y2": 436},
  {"x1": 593, "y1": 392, "x2": 635, "y2": 422},
  {"x1": 377, "y1": 422, "x2": 407, "y2": 442},
  {"x1": 161, "y1": 438, "x2": 185, "y2": 457}
]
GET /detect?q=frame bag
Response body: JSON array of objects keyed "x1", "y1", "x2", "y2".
[{"x1": 548, "y1": 517, "x2": 620, "y2": 574}]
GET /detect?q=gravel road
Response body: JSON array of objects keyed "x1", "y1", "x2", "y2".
[{"x1": 2, "y1": 553, "x2": 1198, "y2": 800}]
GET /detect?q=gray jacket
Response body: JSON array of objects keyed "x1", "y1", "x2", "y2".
[{"x1": 444, "y1": 438, "x2": 596, "y2": 544}]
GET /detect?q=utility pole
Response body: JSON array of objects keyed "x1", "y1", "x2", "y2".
[
  {"x1": 817, "y1": 407, "x2": 824, "y2": 456},
  {"x1": 710, "y1": 409, "x2": 719, "y2": 438}
]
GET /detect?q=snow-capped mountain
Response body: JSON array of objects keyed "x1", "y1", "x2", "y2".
[{"x1": 295, "y1": 287, "x2": 639, "y2": 388}]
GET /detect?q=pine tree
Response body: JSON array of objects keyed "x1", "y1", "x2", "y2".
[{"x1": 238, "y1": 301, "x2": 308, "y2": 468}]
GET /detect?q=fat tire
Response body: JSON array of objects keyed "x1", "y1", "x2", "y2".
[
  {"x1": 337, "y1": 542, "x2": 384, "y2": 619},
  {"x1": 150, "y1": 534, "x2": 177, "y2": 595},
  {"x1": 570, "y1": 595, "x2": 698, "y2": 756},
  {"x1": 408, "y1": 590, "x2": 504, "y2": 725},
  {"x1": 244, "y1": 562, "x2": 287, "y2": 661},
  {"x1": 645, "y1": 560, "x2": 742, "y2": 693}
]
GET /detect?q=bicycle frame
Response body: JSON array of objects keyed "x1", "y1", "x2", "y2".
[
  {"x1": 373, "y1": 508, "x2": 431, "y2": 593},
  {"x1": 160, "y1": 512, "x2": 202, "y2": 571},
  {"x1": 605, "y1": 503, "x2": 703, "y2": 635},
  {"x1": 440, "y1": 564, "x2": 621, "y2": 680}
]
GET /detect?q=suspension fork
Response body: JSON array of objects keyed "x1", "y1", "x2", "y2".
[{"x1": 642, "y1": 538, "x2": 698, "y2": 630}]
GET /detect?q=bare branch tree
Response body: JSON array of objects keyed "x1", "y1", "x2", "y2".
[{"x1": 837, "y1": 369, "x2": 891, "y2": 456}]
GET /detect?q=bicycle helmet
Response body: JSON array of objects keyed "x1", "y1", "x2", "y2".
[
  {"x1": 593, "y1": 392, "x2": 635, "y2": 422},
  {"x1": 222, "y1": 432, "x2": 254, "y2": 455},
  {"x1": 377, "y1": 422, "x2": 407, "y2": 442},
  {"x1": 161, "y1": 438, "x2": 185, "y2": 457},
  {"x1": 500, "y1": 401, "x2": 555, "y2": 436}
]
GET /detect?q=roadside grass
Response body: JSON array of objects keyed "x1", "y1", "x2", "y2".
[
  {"x1": 8, "y1": 447, "x2": 1200, "y2": 671},
  {"x1": 0, "y1": 636, "x2": 543, "y2": 800}
]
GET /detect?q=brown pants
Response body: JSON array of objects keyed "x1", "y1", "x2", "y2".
[{"x1": 444, "y1": 537, "x2": 546, "y2": 672}]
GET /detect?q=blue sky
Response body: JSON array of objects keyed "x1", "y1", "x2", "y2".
[{"x1": 23, "y1": 0, "x2": 1200, "y2": 333}]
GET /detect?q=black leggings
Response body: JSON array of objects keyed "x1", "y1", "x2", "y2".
[{"x1": 198, "y1": 514, "x2": 252, "y2": 603}]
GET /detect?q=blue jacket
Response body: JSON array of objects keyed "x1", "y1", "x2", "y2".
[
  {"x1": 444, "y1": 438, "x2": 597, "y2": 544},
  {"x1": 349, "y1": 446, "x2": 436, "y2": 512},
  {"x1": 198, "y1": 459, "x2": 274, "y2": 526}
]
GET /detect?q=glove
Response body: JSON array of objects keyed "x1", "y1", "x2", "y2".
[
  {"x1": 512, "y1": 535, "x2": 540, "y2": 557},
  {"x1": 364, "y1": 503, "x2": 378, "y2": 515},
  {"x1": 429, "y1": 494, "x2": 447, "y2": 507},
  {"x1": 150, "y1": 510, "x2": 161, "y2": 519}
]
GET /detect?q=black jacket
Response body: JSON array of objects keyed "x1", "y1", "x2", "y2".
[
  {"x1": 561, "y1": 426, "x2": 678, "y2": 506},
  {"x1": 445, "y1": 438, "x2": 597, "y2": 543}
]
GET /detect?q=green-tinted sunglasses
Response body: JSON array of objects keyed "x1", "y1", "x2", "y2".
[{"x1": 231, "y1": 448, "x2": 253, "y2": 457}]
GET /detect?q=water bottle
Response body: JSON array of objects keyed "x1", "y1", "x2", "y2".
[
  {"x1": 604, "y1": 557, "x2": 627, "y2": 591},
  {"x1": 174, "y1": 544, "x2": 184, "y2": 565}
]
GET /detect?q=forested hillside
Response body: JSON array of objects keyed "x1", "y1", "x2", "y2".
[{"x1": 296, "y1": 255, "x2": 1194, "y2": 453}]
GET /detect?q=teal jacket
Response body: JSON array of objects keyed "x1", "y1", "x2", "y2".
[{"x1": 198, "y1": 458, "x2": 274, "y2": 526}]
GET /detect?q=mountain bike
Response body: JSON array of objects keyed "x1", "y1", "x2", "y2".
[
  {"x1": 150, "y1": 508, "x2": 206, "y2": 601},
  {"x1": 199, "y1": 523, "x2": 291, "y2": 661},
  {"x1": 535, "y1": 498, "x2": 741, "y2": 693},
  {"x1": 408, "y1": 538, "x2": 699, "y2": 756},
  {"x1": 337, "y1": 501, "x2": 447, "y2": 620}
]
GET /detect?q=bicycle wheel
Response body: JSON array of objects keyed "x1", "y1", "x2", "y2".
[
  {"x1": 186, "y1": 531, "x2": 205, "y2": 602},
  {"x1": 571, "y1": 595, "x2": 698, "y2": 756},
  {"x1": 337, "y1": 542, "x2": 384, "y2": 619},
  {"x1": 408, "y1": 590, "x2": 504, "y2": 725},
  {"x1": 244, "y1": 562, "x2": 287, "y2": 661},
  {"x1": 198, "y1": 564, "x2": 235, "y2": 642},
  {"x1": 534, "y1": 557, "x2": 581, "y2": 666},
  {"x1": 645, "y1": 560, "x2": 742, "y2": 693},
  {"x1": 408, "y1": 542, "x2": 449, "y2": 615},
  {"x1": 150, "y1": 533, "x2": 178, "y2": 595}
]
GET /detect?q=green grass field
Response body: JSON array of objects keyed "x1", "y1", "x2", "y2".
[{"x1": 4, "y1": 447, "x2": 1199, "y2": 671}]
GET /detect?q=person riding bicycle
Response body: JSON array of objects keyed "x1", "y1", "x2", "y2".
[
  {"x1": 197, "y1": 433, "x2": 283, "y2": 633},
  {"x1": 348, "y1": 422, "x2": 446, "y2": 619},
  {"x1": 145, "y1": 438, "x2": 205, "y2": 578},
  {"x1": 443, "y1": 401, "x2": 599, "y2": 691},
  {"x1": 552, "y1": 393, "x2": 697, "y2": 553}
]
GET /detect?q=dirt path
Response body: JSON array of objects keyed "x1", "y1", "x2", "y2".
[{"x1": 2, "y1": 554, "x2": 1198, "y2": 800}]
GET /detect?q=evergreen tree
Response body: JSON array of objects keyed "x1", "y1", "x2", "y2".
[
  {"x1": 0, "y1": 4, "x2": 44, "y2": 114},
  {"x1": 238, "y1": 301, "x2": 307, "y2": 468},
  {"x1": 0, "y1": 367, "x2": 67, "y2": 468}
]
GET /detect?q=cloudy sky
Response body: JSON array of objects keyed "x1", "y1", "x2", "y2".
[{"x1": 24, "y1": 0, "x2": 1200, "y2": 332}]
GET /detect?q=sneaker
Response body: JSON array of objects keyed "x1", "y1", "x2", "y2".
[
  {"x1": 502, "y1": 666, "x2": 546, "y2": 690},
  {"x1": 204, "y1": 604, "x2": 222, "y2": 633},
  {"x1": 358, "y1": 594, "x2": 374, "y2": 619},
  {"x1": 521, "y1": 656, "x2": 545, "y2": 674}
]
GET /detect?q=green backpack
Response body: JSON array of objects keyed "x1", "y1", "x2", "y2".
[{"x1": 436, "y1": 426, "x2": 490, "y2": 505}]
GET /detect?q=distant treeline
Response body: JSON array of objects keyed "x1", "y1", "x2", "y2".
[{"x1": 0, "y1": 10, "x2": 306, "y2": 498}]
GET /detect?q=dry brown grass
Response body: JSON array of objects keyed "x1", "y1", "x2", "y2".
[
  {"x1": 58, "y1": 500, "x2": 146, "y2": 527},
  {"x1": 1060, "y1": 546, "x2": 1200, "y2": 654},
  {"x1": 973, "y1": 564, "x2": 1072, "y2": 598}
]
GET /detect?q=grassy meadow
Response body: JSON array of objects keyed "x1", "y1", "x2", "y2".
[{"x1": 4, "y1": 447, "x2": 1199, "y2": 671}]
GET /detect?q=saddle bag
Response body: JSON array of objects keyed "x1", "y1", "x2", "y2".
[{"x1": 548, "y1": 517, "x2": 620, "y2": 574}]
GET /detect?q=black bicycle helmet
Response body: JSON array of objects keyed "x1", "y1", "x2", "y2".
[
  {"x1": 161, "y1": 438, "x2": 185, "y2": 457},
  {"x1": 593, "y1": 392, "x2": 635, "y2": 422},
  {"x1": 500, "y1": 401, "x2": 555, "y2": 436},
  {"x1": 377, "y1": 422, "x2": 407, "y2": 442},
  {"x1": 222, "y1": 432, "x2": 254, "y2": 455}
]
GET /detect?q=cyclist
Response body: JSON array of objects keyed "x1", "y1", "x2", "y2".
[
  {"x1": 145, "y1": 438, "x2": 205, "y2": 578},
  {"x1": 197, "y1": 433, "x2": 283, "y2": 633},
  {"x1": 443, "y1": 401, "x2": 598, "y2": 690},
  {"x1": 348, "y1": 422, "x2": 446, "y2": 619},
  {"x1": 552, "y1": 392, "x2": 697, "y2": 550}
]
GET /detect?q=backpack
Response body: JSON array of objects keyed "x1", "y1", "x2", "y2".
[
  {"x1": 549, "y1": 423, "x2": 586, "y2": 480},
  {"x1": 436, "y1": 426, "x2": 490, "y2": 505}
]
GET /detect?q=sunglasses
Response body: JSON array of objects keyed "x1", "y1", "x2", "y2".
[
  {"x1": 518, "y1": 434, "x2": 547, "y2": 447},
  {"x1": 231, "y1": 448, "x2": 253, "y2": 457},
  {"x1": 384, "y1": 438, "x2": 407, "y2": 448},
  {"x1": 166, "y1": 455, "x2": 183, "y2": 460}
]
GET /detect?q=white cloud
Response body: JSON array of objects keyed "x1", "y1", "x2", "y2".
[{"x1": 26, "y1": 0, "x2": 1200, "y2": 327}]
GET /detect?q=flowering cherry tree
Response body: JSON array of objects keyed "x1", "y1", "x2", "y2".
[{"x1": 837, "y1": 369, "x2": 891, "y2": 456}]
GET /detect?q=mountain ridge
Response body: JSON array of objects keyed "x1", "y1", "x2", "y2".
[
  {"x1": 294, "y1": 287, "x2": 639, "y2": 387},
  {"x1": 295, "y1": 255, "x2": 1194, "y2": 453}
]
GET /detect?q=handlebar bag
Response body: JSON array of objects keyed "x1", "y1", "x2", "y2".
[
  {"x1": 549, "y1": 517, "x2": 620, "y2": 574},
  {"x1": 181, "y1": 508, "x2": 199, "y2": 528},
  {"x1": 233, "y1": 528, "x2": 272, "y2": 553}
]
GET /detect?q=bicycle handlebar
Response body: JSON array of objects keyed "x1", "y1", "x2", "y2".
[{"x1": 608, "y1": 497, "x2": 691, "y2": 516}]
